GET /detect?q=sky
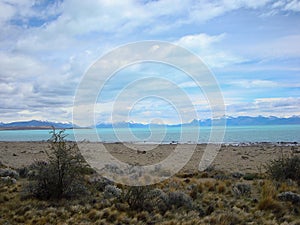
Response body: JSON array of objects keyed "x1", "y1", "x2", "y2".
[{"x1": 0, "y1": 0, "x2": 300, "y2": 124}]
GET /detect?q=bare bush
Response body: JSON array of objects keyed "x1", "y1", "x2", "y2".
[{"x1": 25, "y1": 128, "x2": 88, "y2": 199}]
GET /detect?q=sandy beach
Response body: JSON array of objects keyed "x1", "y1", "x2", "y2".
[{"x1": 0, "y1": 141, "x2": 298, "y2": 173}]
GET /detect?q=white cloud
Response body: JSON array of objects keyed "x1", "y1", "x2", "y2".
[
  {"x1": 226, "y1": 97, "x2": 300, "y2": 117},
  {"x1": 229, "y1": 79, "x2": 278, "y2": 88},
  {"x1": 285, "y1": 0, "x2": 300, "y2": 11},
  {"x1": 175, "y1": 33, "x2": 245, "y2": 68},
  {"x1": 271, "y1": 0, "x2": 300, "y2": 12},
  {"x1": 0, "y1": 1, "x2": 15, "y2": 24}
]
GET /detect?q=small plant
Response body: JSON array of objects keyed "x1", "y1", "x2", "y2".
[
  {"x1": 167, "y1": 191, "x2": 193, "y2": 209},
  {"x1": 243, "y1": 173, "x2": 258, "y2": 180},
  {"x1": 0, "y1": 168, "x2": 19, "y2": 179},
  {"x1": 0, "y1": 176, "x2": 17, "y2": 186},
  {"x1": 103, "y1": 185, "x2": 122, "y2": 199},
  {"x1": 232, "y1": 183, "x2": 251, "y2": 197},
  {"x1": 278, "y1": 191, "x2": 300, "y2": 204},
  {"x1": 25, "y1": 128, "x2": 88, "y2": 199}
]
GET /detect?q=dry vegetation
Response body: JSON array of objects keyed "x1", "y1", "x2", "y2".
[
  {"x1": 0, "y1": 131, "x2": 300, "y2": 224},
  {"x1": 1, "y1": 168, "x2": 300, "y2": 224}
]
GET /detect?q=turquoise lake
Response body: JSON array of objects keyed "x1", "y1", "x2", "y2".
[{"x1": 0, "y1": 125, "x2": 299, "y2": 143}]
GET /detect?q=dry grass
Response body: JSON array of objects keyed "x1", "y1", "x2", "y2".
[
  {"x1": 258, "y1": 180, "x2": 283, "y2": 213},
  {"x1": 216, "y1": 181, "x2": 227, "y2": 193},
  {"x1": 1, "y1": 171, "x2": 300, "y2": 224},
  {"x1": 258, "y1": 196, "x2": 282, "y2": 211},
  {"x1": 261, "y1": 180, "x2": 277, "y2": 199}
]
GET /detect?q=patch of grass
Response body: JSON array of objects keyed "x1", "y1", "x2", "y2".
[
  {"x1": 258, "y1": 180, "x2": 282, "y2": 212},
  {"x1": 204, "y1": 212, "x2": 242, "y2": 225},
  {"x1": 278, "y1": 182, "x2": 299, "y2": 193},
  {"x1": 261, "y1": 180, "x2": 277, "y2": 199},
  {"x1": 258, "y1": 196, "x2": 281, "y2": 211},
  {"x1": 87, "y1": 209, "x2": 101, "y2": 221},
  {"x1": 217, "y1": 182, "x2": 227, "y2": 193}
]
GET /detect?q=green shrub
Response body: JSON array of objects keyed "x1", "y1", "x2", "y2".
[
  {"x1": 25, "y1": 128, "x2": 88, "y2": 199},
  {"x1": 243, "y1": 173, "x2": 258, "y2": 180},
  {"x1": 266, "y1": 154, "x2": 300, "y2": 185}
]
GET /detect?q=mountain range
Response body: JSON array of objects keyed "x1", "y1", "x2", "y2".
[
  {"x1": 0, "y1": 116, "x2": 299, "y2": 130},
  {"x1": 0, "y1": 120, "x2": 76, "y2": 130},
  {"x1": 96, "y1": 116, "x2": 300, "y2": 128}
]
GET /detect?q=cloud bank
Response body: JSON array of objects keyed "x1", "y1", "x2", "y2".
[{"x1": 0, "y1": 0, "x2": 299, "y2": 123}]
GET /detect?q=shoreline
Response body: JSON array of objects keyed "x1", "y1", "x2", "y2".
[
  {"x1": 0, "y1": 140, "x2": 299, "y2": 146},
  {"x1": 1, "y1": 141, "x2": 299, "y2": 174}
]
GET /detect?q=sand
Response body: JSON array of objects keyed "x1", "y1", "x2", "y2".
[{"x1": 0, "y1": 142, "x2": 299, "y2": 174}]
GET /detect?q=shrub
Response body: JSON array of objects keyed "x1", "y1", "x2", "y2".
[
  {"x1": 167, "y1": 191, "x2": 193, "y2": 209},
  {"x1": 122, "y1": 186, "x2": 193, "y2": 212},
  {"x1": 123, "y1": 186, "x2": 152, "y2": 210},
  {"x1": 89, "y1": 175, "x2": 113, "y2": 192},
  {"x1": 278, "y1": 192, "x2": 300, "y2": 204},
  {"x1": 17, "y1": 167, "x2": 30, "y2": 178},
  {"x1": 148, "y1": 188, "x2": 169, "y2": 212},
  {"x1": 232, "y1": 183, "x2": 251, "y2": 197},
  {"x1": 25, "y1": 128, "x2": 88, "y2": 199},
  {"x1": 103, "y1": 185, "x2": 122, "y2": 199},
  {"x1": 243, "y1": 173, "x2": 258, "y2": 180},
  {"x1": 0, "y1": 176, "x2": 17, "y2": 186},
  {"x1": 0, "y1": 168, "x2": 19, "y2": 179},
  {"x1": 266, "y1": 154, "x2": 300, "y2": 185}
]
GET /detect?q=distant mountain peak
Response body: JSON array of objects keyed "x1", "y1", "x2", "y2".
[{"x1": 0, "y1": 120, "x2": 77, "y2": 130}]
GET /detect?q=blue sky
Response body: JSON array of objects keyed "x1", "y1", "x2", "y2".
[{"x1": 0, "y1": 0, "x2": 299, "y2": 124}]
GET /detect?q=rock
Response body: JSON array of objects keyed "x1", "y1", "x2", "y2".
[
  {"x1": 137, "y1": 150, "x2": 146, "y2": 154},
  {"x1": 278, "y1": 192, "x2": 300, "y2": 204},
  {"x1": 291, "y1": 146, "x2": 300, "y2": 153},
  {"x1": 241, "y1": 155, "x2": 249, "y2": 160}
]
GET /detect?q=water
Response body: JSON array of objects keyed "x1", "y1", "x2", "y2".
[{"x1": 0, "y1": 125, "x2": 299, "y2": 143}]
